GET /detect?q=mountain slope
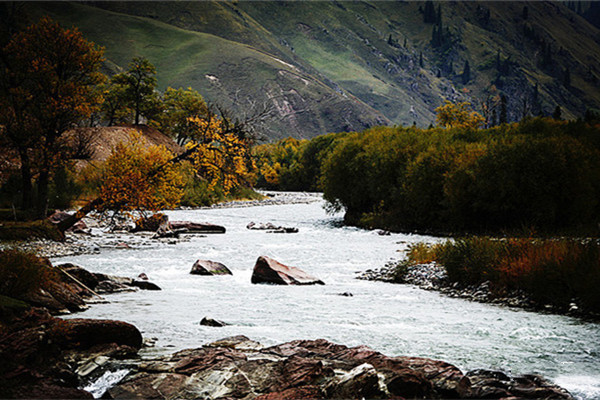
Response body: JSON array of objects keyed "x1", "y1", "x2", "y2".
[
  {"x1": 25, "y1": 2, "x2": 388, "y2": 140},
  {"x1": 22, "y1": 1, "x2": 600, "y2": 139}
]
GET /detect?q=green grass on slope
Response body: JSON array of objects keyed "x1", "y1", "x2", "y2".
[{"x1": 25, "y1": 2, "x2": 387, "y2": 139}]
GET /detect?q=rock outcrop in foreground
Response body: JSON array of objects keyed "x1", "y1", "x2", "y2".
[
  {"x1": 251, "y1": 256, "x2": 324, "y2": 285},
  {"x1": 108, "y1": 335, "x2": 573, "y2": 400}
]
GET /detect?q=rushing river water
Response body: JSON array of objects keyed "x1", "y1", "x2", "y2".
[{"x1": 55, "y1": 193, "x2": 600, "y2": 399}]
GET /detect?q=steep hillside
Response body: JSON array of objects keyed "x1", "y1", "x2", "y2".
[
  {"x1": 24, "y1": 2, "x2": 387, "y2": 140},
  {"x1": 21, "y1": 1, "x2": 600, "y2": 139}
]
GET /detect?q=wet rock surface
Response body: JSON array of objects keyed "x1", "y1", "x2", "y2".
[
  {"x1": 0, "y1": 308, "x2": 142, "y2": 399},
  {"x1": 251, "y1": 256, "x2": 324, "y2": 285},
  {"x1": 247, "y1": 222, "x2": 299, "y2": 233},
  {"x1": 107, "y1": 336, "x2": 573, "y2": 400},
  {"x1": 190, "y1": 259, "x2": 233, "y2": 276},
  {"x1": 200, "y1": 317, "x2": 229, "y2": 327}
]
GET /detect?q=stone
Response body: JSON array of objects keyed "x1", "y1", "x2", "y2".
[
  {"x1": 106, "y1": 337, "x2": 574, "y2": 400},
  {"x1": 69, "y1": 220, "x2": 90, "y2": 235},
  {"x1": 251, "y1": 256, "x2": 324, "y2": 285},
  {"x1": 168, "y1": 221, "x2": 226, "y2": 234},
  {"x1": 48, "y1": 210, "x2": 71, "y2": 224},
  {"x1": 200, "y1": 317, "x2": 228, "y2": 327},
  {"x1": 130, "y1": 280, "x2": 161, "y2": 290},
  {"x1": 56, "y1": 263, "x2": 100, "y2": 292},
  {"x1": 51, "y1": 318, "x2": 143, "y2": 350},
  {"x1": 190, "y1": 260, "x2": 233, "y2": 276},
  {"x1": 247, "y1": 221, "x2": 298, "y2": 233},
  {"x1": 95, "y1": 280, "x2": 136, "y2": 294},
  {"x1": 326, "y1": 363, "x2": 385, "y2": 399}
]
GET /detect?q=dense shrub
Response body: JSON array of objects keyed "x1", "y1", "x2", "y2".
[
  {"x1": 0, "y1": 250, "x2": 55, "y2": 298},
  {"x1": 413, "y1": 237, "x2": 600, "y2": 313},
  {"x1": 318, "y1": 118, "x2": 600, "y2": 234}
]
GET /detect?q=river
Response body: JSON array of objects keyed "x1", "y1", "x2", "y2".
[{"x1": 55, "y1": 193, "x2": 600, "y2": 399}]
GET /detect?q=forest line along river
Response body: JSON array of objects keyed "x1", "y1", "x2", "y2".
[{"x1": 54, "y1": 192, "x2": 600, "y2": 399}]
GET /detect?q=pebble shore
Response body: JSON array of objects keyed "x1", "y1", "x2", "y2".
[
  {"x1": 0, "y1": 191, "x2": 322, "y2": 259},
  {"x1": 357, "y1": 261, "x2": 589, "y2": 318}
]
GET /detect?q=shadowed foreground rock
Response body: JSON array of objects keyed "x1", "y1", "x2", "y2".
[
  {"x1": 251, "y1": 256, "x2": 324, "y2": 285},
  {"x1": 108, "y1": 335, "x2": 573, "y2": 400},
  {"x1": 190, "y1": 259, "x2": 233, "y2": 275},
  {"x1": 0, "y1": 309, "x2": 143, "y2": 399}
]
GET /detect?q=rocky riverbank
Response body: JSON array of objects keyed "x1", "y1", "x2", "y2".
[
  {"x1": 106, "y1": 335, "x2": 573, "y2": 400},
  {"x1": 0, "y1": 191, "x2": 321, "y2": 259},
  {"x1": 0, "y1": 257, "x2": 577, "y2": 399},
  {"x1": 357, "y1": 261, "x2": 591, "y2": 319}
]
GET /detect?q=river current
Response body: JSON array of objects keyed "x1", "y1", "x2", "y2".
[{"x1": 55, "y1": 193, "x2": 600, "y2": 399}]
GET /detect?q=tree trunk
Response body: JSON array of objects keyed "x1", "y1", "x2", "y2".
[
  {"x1": 35, "y1": 168, "x2": 49, "y2": 219},
  {"x1": 18, "y1": 148, "x2": 33, "y2": 211}
]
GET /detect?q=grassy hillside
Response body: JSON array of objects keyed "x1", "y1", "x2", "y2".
[
  {"x1": 25, "y1": 2, "x2": 387, "y2": 140},
  {"x1": 22, "y1": 1, "x2": 600, "y2": 139}
]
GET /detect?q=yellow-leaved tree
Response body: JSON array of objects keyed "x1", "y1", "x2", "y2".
[
  {"x1": 435, "y1": 100, "x2": 485, "y2": 129},
  {"x1": 95, "y1": 132, "x2": 184, "y2": 218},
  {"x1": 185, "y1": 114, "x2": 256, "y2": 194}
]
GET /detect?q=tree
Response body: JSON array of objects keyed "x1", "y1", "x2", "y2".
[
  {"x1": 462, "y1": 60, "x2": 471, "y2": 84},
  {"x1": 0, "y1": 17, "x2": 104, "y2": 216},
  {"x1": 552, "y1": 105, "x2": 562, "y2": 120},
  {"x1": 423, "y1": 1, "x2": 436, "y2": 23},
  {"x1": 100, "y1": 81, "x2": 131, "y2": 126},
  {"x1": 95, "y1": 131, "x2": 184, "y2": 217},
  {"x1": 480, "y1": 86, "x2": 501, "y2": 128},
  {"x1": 158, "y1": 87, "x2": 208, "y2": 145},
  {"x1": 435, "y1": 101, "x2": 484, "y2": 129},
  {"x1": 112, "y1": 57, "x2": 159, "y2": 125},
  {"x1": 186, "y1": 113, "x2": 256, "y2": 194},
  {"x1": 499, "y1": 94, "x2": 508, "y2": 124}
]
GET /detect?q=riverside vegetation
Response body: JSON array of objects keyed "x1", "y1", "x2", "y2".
[{"x1": 255, "y1": 113, "x2": 600, "y2": 318}]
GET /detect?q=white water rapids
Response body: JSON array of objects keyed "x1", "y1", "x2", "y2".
[{"x1": 56, "y1": 193, "x2": 600, "y2": 399}]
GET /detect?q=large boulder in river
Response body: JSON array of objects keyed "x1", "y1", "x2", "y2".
[
  {"x1": 168, "y1": 221, "x2": 226, "y2": 234},
  {"x1": 190, "y1": 259, "x2": 232, "y2": 276},
  {"x1": 251, "y1": 256, "x2": 324, "y2": 285}
]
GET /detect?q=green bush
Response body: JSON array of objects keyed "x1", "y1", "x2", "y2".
[{"x1": 317, "y1": 117, "x2": 600, "y2": 234}]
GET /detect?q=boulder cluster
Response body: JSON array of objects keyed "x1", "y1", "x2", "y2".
[{"x1": 108, "y1": 335, "x2": 573, "y2": 400}]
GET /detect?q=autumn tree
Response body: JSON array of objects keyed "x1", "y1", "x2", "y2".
[
  {"x1": 186, "y1": 113, "x2": 256, "y2": 194},
  {"x1": 0, "y1": 17, "x2": 105, "y2": 216},
  {"x1": 158, "y1": 87, "x2": 208, "y2": 145},
  {"x1": 112, "y1": 57, "x2": 160, "y2": 125},
  {"x1": 435, "y1": 100, "x2": 484, "y2": 129},
  {"x1": 94, "y1": 131, "x2": 184, "y2": 217}
]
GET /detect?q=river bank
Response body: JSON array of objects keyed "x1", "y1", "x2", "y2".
[
  {"x1": 357, "y1": 261, "x2": 598, "y2": 321},
  {"x1": 0, "y1": 191, "x2": 321, "y2": 258}
]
